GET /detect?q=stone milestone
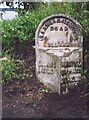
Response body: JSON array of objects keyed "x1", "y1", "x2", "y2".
[{"x1": 35, "y1": 14, "x2": 83, "y2": 94}]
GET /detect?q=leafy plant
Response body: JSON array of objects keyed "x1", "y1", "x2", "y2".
[
  {"x1": 1, "y1": 56, "x2": 17, "y2": 83},
  {"x1": 1, "y1": 49, "x2": 30, "y2": 83},
  {"x1": 2, "y1": 2, "x2": 89, "y2": 51}
]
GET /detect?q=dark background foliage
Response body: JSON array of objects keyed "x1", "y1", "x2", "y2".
[{"x1": 1, "y1": 2, "x2": 89, "y2": 83}]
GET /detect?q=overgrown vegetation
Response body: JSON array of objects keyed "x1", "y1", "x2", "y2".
[
  {"x1": 1, "y1": 2, "x2": 89, "y2": 83},
  {"x1": 2, "y1": 2, "x2": 89, "y2": 49},
  {"x1": 1, "y1": 55, "x2": 16, "y2": 83},
  {"x1": 1, "y1": 53, "x2": 29, "y2": 83}
]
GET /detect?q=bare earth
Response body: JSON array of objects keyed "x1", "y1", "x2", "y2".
[{"x1": 2, "y1": 41, "x2": 88, "y2": 118}]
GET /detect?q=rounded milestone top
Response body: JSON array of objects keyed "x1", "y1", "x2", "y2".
[{"x1": 35, "y1": 14, "x2": 83, "y2": 47}]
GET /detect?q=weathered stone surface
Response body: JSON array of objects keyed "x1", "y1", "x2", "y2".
[{"x1": 35, "y1": 14, "x2": 83, "y2": 94}]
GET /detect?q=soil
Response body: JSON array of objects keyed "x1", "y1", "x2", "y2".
[{"x1": 2, "y1": 40, "x2": 88, "y2": 118}]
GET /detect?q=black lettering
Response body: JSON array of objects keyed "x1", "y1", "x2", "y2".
[
  {"x1": 41, "y1": 31, "x2": 45, "y2": 34},
  {"x1": 42, "y1": 26, "x2": 47, "y2": 31},
  {"x1": 66, "y1": 31, "x2": 68, "y2": 37},
  {"x1": 60, "y1": 27, "x2": 63, "y2": 31},
  {"x1": 55, "y1": 27, "x2": 58, "y2": 31},
  {"x1": 57, "y1": 18, "x2": 61, "y2": 23},
  {"x1": 51, "y1": 18, "x2": 56, "y2": 24},
  {"x1": 68, "y1": 22, "x2": 74, "y2": 29},
  {"x1": 72, "y1": 77, "x2": 75, "y2": 80},
  {"x1": 45, "y1": 20, "x2": 52, "y2": 28},
  {"x1": 64, "y1": 19, "x2": 68, "y2": 25},
  {"x1": 66, "y1": 20, "x2": 70, "y2": 25},
  {"x1": 48, "y1": 43, "x2": 51, "y2": 47},
  {"x1": 73, "y1": 33, "x2": 78, "y2": 37},
  {"x1": 71, "y1": 26, "x2": 76, "y2": 31},
  {"x1": 69, "y1": 22, "x2": 73, "y2": 27},
  {"x1": 64, "y1": 26, "x2": 68, "y2": 31},
  {"x1": 50, "y1": 26, "x2": 54, "y2": 31},
  {"x1": 60, "y1": 18, "x2": 66, "y2": 24},
  {"x1": 65, "y1": 21, "x2": 74, "y2": 30},
  {"x1": 45, "y1": 23, "x2": 50, "y2": 28},
  {"x1": 73, "y1": 29, "x2": 77, "y2": 34}
]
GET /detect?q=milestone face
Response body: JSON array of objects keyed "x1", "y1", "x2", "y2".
[
  {"x1": 37, "y1": 16, "x2": 83, "y2": 47},
  {"x1": 35, "y1": 15, "x2": 83, "y2": 94}
]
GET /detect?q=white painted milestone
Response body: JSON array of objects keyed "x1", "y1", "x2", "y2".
[{"x1": 35, "y1": 14, "x2": 83, "y2": 94}]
